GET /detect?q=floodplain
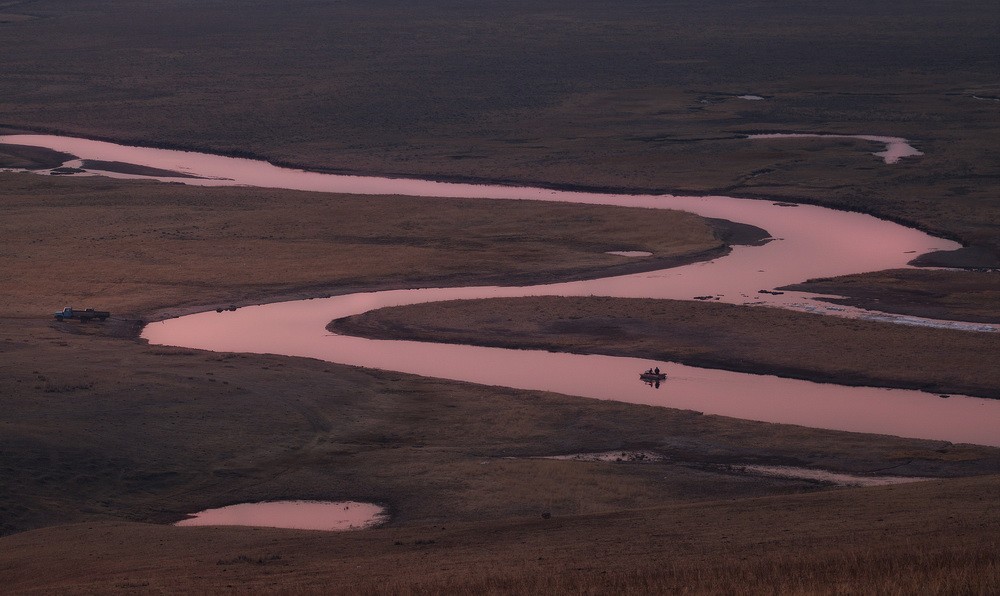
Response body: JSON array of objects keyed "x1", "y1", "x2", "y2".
[{"x1": 0, "y1": 0, "x2": 998, "y2": 592}]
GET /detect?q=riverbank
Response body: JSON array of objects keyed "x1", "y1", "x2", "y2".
[{"x1": 782, "y1": 269, "x2": 1000, "y2": 324}]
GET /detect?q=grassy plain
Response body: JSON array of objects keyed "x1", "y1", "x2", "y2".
[
  {"x1": 1, "y1": 171, "x2": 997, "y2": 591},
  {"x1": 0, "y1": 172, "x2": 719, "y2": 318},
  {"x1": 4, "y1": 175, "x2": 997, "y2": 591},
  {"x1": 2, "y1": 476, "x2": 997, "y2": 593},
  {"x1": 0, "y1": 0, "x2": 999, "y2": 255},
  {"x1": 1, "y1": 0, "x2": 999, "y2": 592}
]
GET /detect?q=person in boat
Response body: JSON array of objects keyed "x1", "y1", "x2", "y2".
[{"x1": 654, "y1": 367, "x2": 660, "y2": 375}]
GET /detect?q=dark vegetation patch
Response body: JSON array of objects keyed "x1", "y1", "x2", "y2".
[
  {"x1": 783, "y1": 269, "x2": 1000, "y2": 324},
  {"x1": 910, "y1": 246, "x2": 1000, "y2": 270},
  {"x1": 80, "y1": 160, "x2": 207, "y2": 179},
  {"x1": 0, "y1": 143, "x2": 72, "y2": 169},
  {"x1": 0, "y1": 13, "x2": 36, "y2": 24}
]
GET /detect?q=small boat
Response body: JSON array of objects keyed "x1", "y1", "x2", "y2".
[{"x1": 639, "y1": 370, "x2": 666, "y2": 382}]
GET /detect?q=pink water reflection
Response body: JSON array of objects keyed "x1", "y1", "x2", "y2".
[
  {"x1": 0, "y1": 134, "x2": 962, "y2": 321},
  {"x1": 144, "y1": 296, "x2": 1000, "y2": 447},
  {"x1": 175, "y1": 500, "x2": 387, "y2": 531},
  {"x1": 5, "y1": 134, "x2": 996, "y2": 445}
]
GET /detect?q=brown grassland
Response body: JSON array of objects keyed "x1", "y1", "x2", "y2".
[
  {"x1": 782, "y1": 269, "x2": 1000, "y2": 324},
  {"x1": 0, "y1": 172, "x2": 720, "y2": 318},
  {"x1": 1, "y1": 476, "x2": 997, "y2": 593},
  {"x1": 1, "y1": 0, "x2": 999, "y2": 257},
  {"x1": 4, "y1": 176, "x2": 996, "y2": 592},
  {"x1": 1, "y1": 0, "x2": 999, "y2": 592}
]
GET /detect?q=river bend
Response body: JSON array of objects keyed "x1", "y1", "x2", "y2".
[{"x1": 4, "y1": 134, "x2": 998, "y2": 446}]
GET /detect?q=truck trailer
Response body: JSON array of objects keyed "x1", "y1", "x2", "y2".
[{"x1": 54, "y1": 307, "x2": 110, "y2": 322}]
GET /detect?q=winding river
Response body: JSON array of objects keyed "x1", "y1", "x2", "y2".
[{"x1": 4, "y1": 133, "x2": 999, "y2": 447}]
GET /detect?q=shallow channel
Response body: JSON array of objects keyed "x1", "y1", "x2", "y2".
[{"x1": 5, "y1": 133, "x2": 999, "y2": 446}]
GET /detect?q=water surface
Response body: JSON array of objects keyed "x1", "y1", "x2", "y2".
[
  {"x1": 175, "y1": 500, "x2": 387, "y2": 531},
  {"x1": 144, "y1": 300, "x2": 1000, "y2": 446}
]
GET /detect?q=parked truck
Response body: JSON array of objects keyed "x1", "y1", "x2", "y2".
[{"x1": 54, "y1": 307, "x2": 110, "y2": 322}]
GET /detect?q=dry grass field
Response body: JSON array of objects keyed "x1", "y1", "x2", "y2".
[
  {"x1": 9, "y1": 311, "x2": 994, "y2": 535},
  {"x1": 0, "y1": 476, "x2": 997, "y2": 593},
  {"x1": 2, "y1": 170, "x2": 997, "y2": 591},
  {"x1": 1, "y1": 0, "x2": 999, "y2": 592},
  {"x1": 0, "y1": 172, "x2": 719, "y2": 318},
  {"x1": 0, "y1": 0, "x2": 998, "y2": 255},
  {"x1": 1, "y1": 182, "x2": 997, "y2": 592}
]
